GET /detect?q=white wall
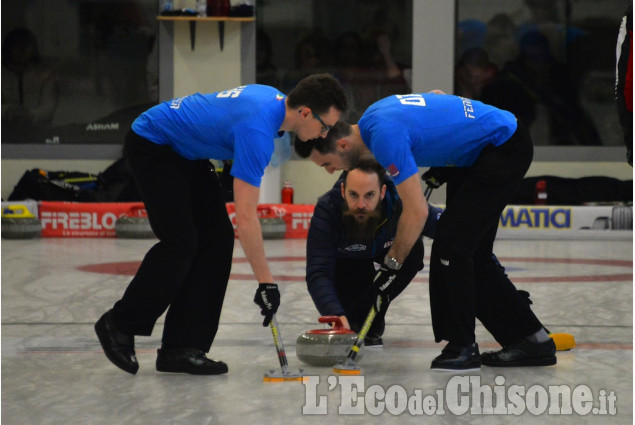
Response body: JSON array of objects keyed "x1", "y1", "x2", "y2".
[
  {"x1": 171, "y1": 21, "x2": 244, "y2": 96},
  {"x1": 281, "y1": 160, "x2": 340, "y2": 205},
  {"x1": 412, "y1": 0, "x2": 455, "y2": 93}
]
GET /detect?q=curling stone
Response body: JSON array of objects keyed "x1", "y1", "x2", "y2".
[
  {"x1": 260, "y1": 217, "x2": 286, "y2": 239},
  {"x1": 115, "y1": 205, "x2": 155, "y2": 239},
  {"x1": 1, "y1": 204, "x2": 41, "y2": 239},
  {"x1": 296, "y1": 316, "x2": 363, "y2": 367}
]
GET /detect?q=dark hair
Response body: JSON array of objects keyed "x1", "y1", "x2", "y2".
[
  {"x1": 293, "y1": 120, "x2": 353, "y2": 158},
  {"x1": 342, "y1": 155, "x2": 387, "y2": 188},
  {"x1": 293, "y1": 136, "x2": 315, "y2": 158},
  {"x1": 286, "y1": 73, "x2": 347, "y2": 116}
]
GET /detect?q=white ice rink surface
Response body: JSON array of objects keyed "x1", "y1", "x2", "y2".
[{"x1": 2, "y1": 236, "x2": 632, "y2": 424}]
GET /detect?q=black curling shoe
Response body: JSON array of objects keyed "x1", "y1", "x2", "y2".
[
  {"x1": 364, "y1": 336, "x2": 384, "y2": 348},
  {"x1": 481, "y1": 338, "x2": 557, "y2": 367},
  {"x1": 364, "y1": 333, "x2": 384, "y2": 348},
  {"x1": 431, "y1": 342, "x2": 481, "y2": 371},
  {"x1": 95, "y1": 310, "x2": 139, "y2": 375},
  {"x1": 156, "y1": 347, "x2": 228, "y2": 375}
]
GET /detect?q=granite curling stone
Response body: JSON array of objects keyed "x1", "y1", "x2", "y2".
[{"x1": 296, "y1": 316, "x2": 363, "y2": 367}]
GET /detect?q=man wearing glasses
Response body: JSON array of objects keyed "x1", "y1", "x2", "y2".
[
  {"x1": 310, "y1": 110, "x2": 333, "y2": 133},
  {"x1": 95, "y1": 74, "x2": 347, "y2": 375}
]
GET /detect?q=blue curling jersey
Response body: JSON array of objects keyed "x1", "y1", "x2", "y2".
[
  {"x1": 357, "y1": 93, "x2": 517, "y2": 185},
  {"x1": 131, "y1": 85, "x2": 286, "y2": 187}
]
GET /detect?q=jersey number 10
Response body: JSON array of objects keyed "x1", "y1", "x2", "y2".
[{"x1": 396, "y1": 94, "x2": 427, "y2": 107}]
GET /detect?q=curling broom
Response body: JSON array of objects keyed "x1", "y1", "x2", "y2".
[
  {"x1": 263, "y1": 314, "x2": 306, "y2": 382},
  {"x1": 332, "y1": 297, "x2": 381, "y2": 375}
]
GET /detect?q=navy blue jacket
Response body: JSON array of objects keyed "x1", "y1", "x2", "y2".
[{"x1": 306, "y1": 176, "x2": 442, "y2": 316}]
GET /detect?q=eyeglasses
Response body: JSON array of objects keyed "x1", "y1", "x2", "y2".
[{"x1": 312, "y1": 112, "x2": 333, "y2": 133}]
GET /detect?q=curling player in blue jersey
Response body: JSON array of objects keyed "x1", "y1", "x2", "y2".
[{"x1": 95, "y1": 74, "x2": 347, "y2": 375}]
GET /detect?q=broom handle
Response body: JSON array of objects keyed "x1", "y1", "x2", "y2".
[
  {"x1": 344, "y1": 296, "x2": 380, "y2": 364},
  {"x1": 269, "y1": 314, "x2": 290, "y2": 373}
]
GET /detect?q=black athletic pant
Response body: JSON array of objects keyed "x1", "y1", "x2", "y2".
[
  {"x1": 111, "y1": 130, "x2": 235, "y2": 352},
  {"x1": 334, "y1": 238, "x2": 424, "y2": 336},
  {"x1": 429, "y1": 122, "x2": 543, "y2": 347}
]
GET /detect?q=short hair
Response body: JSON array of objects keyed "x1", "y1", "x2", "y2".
[
  {"x1": 286, "y1": 73, "x2": 347, "y2": 116},
  {"x1": 342, "y1": 155, "x2": 386, "y2": 188},
  {"x1": 293, "y1": 120, "x2": 353, "y2": 158}
]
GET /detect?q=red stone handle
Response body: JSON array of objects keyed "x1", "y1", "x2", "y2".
[
  {"x1": 318, "y1": 316, "x2": 344, "y2": 330},
  {"x1": 126, "y1": 204, "x2": 148, "y2": 218}
]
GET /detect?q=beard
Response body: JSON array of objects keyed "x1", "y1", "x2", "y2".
[{"x1": 341, "y1": 201, "x2": 384, "y2": 241}]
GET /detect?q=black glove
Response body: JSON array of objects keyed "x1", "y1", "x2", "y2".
[
  {"x1": 253, "y1": 283, "x2": 280, "y2": 326},
  {"x1": 372, "y1": 265, "x2": 398, "y2": 313}
]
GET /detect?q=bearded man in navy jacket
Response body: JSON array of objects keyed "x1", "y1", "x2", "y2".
[{"x1": 305, "y1": 156, "x2": 441, "y2": 346}]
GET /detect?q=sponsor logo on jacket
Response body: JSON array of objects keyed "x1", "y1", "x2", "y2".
[{"x1": 344, "y1": 244, "x2": 367, "y2": 252}]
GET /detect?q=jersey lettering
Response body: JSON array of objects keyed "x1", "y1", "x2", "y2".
[
  {"x1": 396, "y1": 94, "x2": 427, "y2": 107},
  {"x1": 459, "y1": 96, "x2": 476, "y2": 119},
  {"x1": 169, "y1": 96, "x2": 186, "y2": 109},
  {"x1": 217, "y1": 86, "x2": 246, "y2": 98}
]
